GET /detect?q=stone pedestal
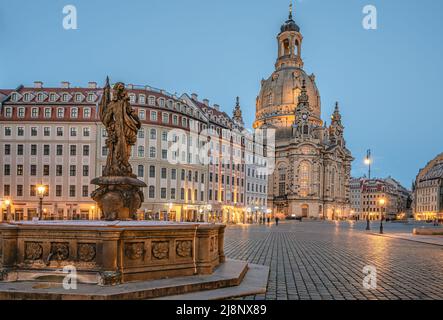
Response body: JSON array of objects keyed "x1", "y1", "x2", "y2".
[{"x1": 0, "y1": 221, "x2": 225, "y2": 285}]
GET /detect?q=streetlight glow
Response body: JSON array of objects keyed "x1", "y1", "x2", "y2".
[{"x1": 4, "y1": 199, "x2": 11, "y2": 206}]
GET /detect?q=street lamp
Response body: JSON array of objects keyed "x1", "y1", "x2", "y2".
[
  {"x1": 365, "y1": 149, "x2": 372, "y2": 231},
  {"x1": 37, "y1": 185, "x2": 46, "y2": 220},
  {"x1": 379, "y1": 198, "x2": 386, "y2": 234}
]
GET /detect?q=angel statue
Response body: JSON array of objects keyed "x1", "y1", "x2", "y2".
[{"x1": 100, "y1": 77, "x2": 141, "y2": 177}]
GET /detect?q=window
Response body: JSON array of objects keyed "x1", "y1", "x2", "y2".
[
  {"x1": 83, "y1": 108, "x2": 91, "y2": 118},
  {"x1": 150, "y1": 128, "x2": 157, "y2": 139},
  {"x1": 56, "y1": 165, "x2": 63, "y2": 176},
  {"x1": 43, "y1": 165, "x2": 50, "y2": 176},
  {"x1": 87, "y1": 93, "x2": 95, "y2": 102},
  {"x1": 137, "y1": 165, "x2": 144, "y2": 177},
  {"x1": 18, "y1": 108, "x2": 25, "y2": 118},
  {"x1": 161, "y1": 188, "x2": 167, "y2": 199},
  {"x1": 138, "y1": 146, "x2": 144, "y2": 157},
  {"x1": 159, "y1": 99, "x2": 165, "y2": 107},
  {"x1": 162, "y1": 113, "x2": 169, "y2": 124},
  {"x1": 44, "y1": 127, "x2": 50, "y2": 136},
  {"x1": 129, "y1": 94, "x2": 136, "y2": 103},
  {"x1": 70, "y1": 165, "x2": 76, "y2": 176},
  {"x1": 49, "y1": 93, "x2": 56, "y2": 102},
  {"x1": 162, "y1": 131, "x2": 168, "y2": 141},
  {"x1": 149, "y1": 147, "x2": 156, "y2": 158},
  {"x1": 4, "y1": 185, "x2": 10, "y2": 196},
  {"x1": 56, "y1": 185, "x2": 62, "y2": 197},
  {"x1": 83, "y1": 127, "x2": 90, "y2": 137},
  {"x1": 17, "y1": 127, "x2": 24, "y2": 136},
  {"x1": 148, "y1": 96, "x2": 155, "y2": 106},
  {"x1": 161, "y1": 168, "x2": 167, "y2": 179},
  {"x1": 150, "y1": 111, "x2": 157, "y2": 121},
  {"x1": 139, "y1": 110, "x2": 145, "y2": 120},
  {"x1": 173, "y1": 115, "x2": 178, "y2": 125},
  {"x1": 70, "y1": 127, "x2": 77, "y2": 137},
  {"x1": 4, "y1": 164, "x2": 10, "y2": 176},
  {"x1": 17, "y1": 165, "x2": 23, "y2": 176},
  {"x1": 30, "y1": 165, "x2": 36, "y2": 176},
  {"x1": 62, "y1": 94, "x2": 69, "y2": 102},
  {"x1": 17, "y1": 185, "x2": 23, "y2": 197},
  {"x1": 17, "y1": 144, "x2": 24, "y2": 155},
  {"x1": 162, "y1": 149, "x2": 168, "y2": 159},
  {"x1": 82, "y1": 165, "x2": 89, "y2": 176},
  {"x1": 30, "y1": 185, "x2": 36, "y2": 196},
  {"x1": 30, "y1": 127, "x2": 38, "y2": 136},
  {"x1": 75, "y1": 94, "x2": 82, "y2": 102},
  {"x1": 31, "y1": 108, "x2": 39, "y2": 118},
  {"x1": 4, "y1": 107, "x2": 12, "y2": 118},
  {"x1": 44, "y1": 145, "x2": 50, "y2": 156},
  {"x1": 69, "y1": 185, "x2": 76, "y2": 197},
  {"x1": 149, "y1": 165, "x2": 155, "y2": 178},
  {"x1": 171, "y1": 188, "x2": 176, "y2": 200},
  {"x1": 139, "y1": 95, "x2": 146, "y2": 104},
  {"x1": 57, "y1": 127, "x2": 63, "y2": 136},
  {"x1": 83, "y1": 145, "x2": 90, "y2": 156},
  {"x1": 182, "y1": 117, "x2": 187, "y2": 127},
  {"x1": 70, "y1": 145, "x2": 77, "y2": 156},
  {"x1": 180, "y1": 188, "x2": 185, "y2": 200},
  {"x1": 56, "y1": 145, "x2": 63, "y2": 156},
  {"x1": 102, "y1": 146, "x2": 108, "y2": 156},
  {"x1": 4, "y1": 144, "x2": 10, "y2": 155},
  {"x1": 57, "y1": 108, "x2": 64, "y2": 118},
  {"x1": 30, "y1": 144, "x2": 37, "y2": 155},
  {"x1": 149, "y1": 186, "x2": 155, "y2": 198},
  {"x1": 171, "y1": 169, "x2": 177, "y2": 180},
  {"x1": 4, "y1": 127, "x2": 11, "y2": 136},
  {"x1": 82, "y1": 186, "x2": 89, "y2": 197}
]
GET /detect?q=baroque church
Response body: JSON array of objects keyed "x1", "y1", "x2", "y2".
[{"x1": 253, "y1": 7, "x2": 354, "y2": 219}]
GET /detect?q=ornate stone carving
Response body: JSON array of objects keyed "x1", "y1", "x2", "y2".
[
  {"x1": 50, "y1": 242, "x2": 69, "y2": 261},
  {"x1": 99, "y1": 270, "x2": 122, "y2": 286},
  {"x1": 25, "y1": 242, "x2": 43, "y2": 261},
  {"x1": 152, "y1": 241, "x2": 169, "y2": 260},
  {"x1": 176, "y1": 240, "x2": 192, "y2": 258},
  {"x1": 78, "y1": 243, "x2": 96, "y2": 262},
  {"x1": 124, "y1": 242, "x2": 145, "y2": 260},
  {"x1": 210, "y1": 237, "x2": 218, "y2": 253}
]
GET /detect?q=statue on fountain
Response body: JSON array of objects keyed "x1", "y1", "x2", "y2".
[{"x1": 91, "y1": 77, "x2": 147, "y2": 221}]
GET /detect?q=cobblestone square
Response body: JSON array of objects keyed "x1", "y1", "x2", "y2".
[{"x1": 225, "y1": 221, "x2": 443, "y2": 300}]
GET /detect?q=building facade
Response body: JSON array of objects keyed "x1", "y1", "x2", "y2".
[
  {"x1": 253, "y1": 10, "x2": 353, "y2": 219},
  {"x1": 413, "y1": 153, "x2": 443, "y2": 221},
  {"x1": 0, "y1": 82, "x2": 267, "y2": 223},
  {"x1": 351, "y1": 177, "x2": 411, "y2": 220}
]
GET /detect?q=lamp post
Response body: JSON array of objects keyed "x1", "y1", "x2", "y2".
[
  {"x1": 364, "y1": 149, "x2": 372, "y2": 230},
  {"x1": 37, "y1": 185, "x2": 46, "y2": 220},
  {"x1": 379, "y1": 198, "x2": 386, "y2": 234}
]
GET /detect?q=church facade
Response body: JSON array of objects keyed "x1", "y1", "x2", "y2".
[{"x1": 254, "y1": 9, "x2": 354, "y2": 220}]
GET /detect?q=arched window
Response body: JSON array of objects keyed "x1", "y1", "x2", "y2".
[
  {"x1": 299, "y1": 162, "x2": 310, "y2": 197},
  {"x1": 149, "y1": 186, "x2": 155, "y2": 198},
  {"x1": 138, "y1": 146, "x2": 144, "y2": 157},
  {"x1": 331, "y1": 168, "x2": 336, "y2": 197},
  {"x1": 137, "y1": 165, "x2": 144, "y2": 177}
]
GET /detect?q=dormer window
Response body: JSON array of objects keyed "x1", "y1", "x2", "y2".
[
  {"x1": 75, "y1": 94, "x2": 82, "y2": 102},
  {"x1": 87, "y1": 93, "x2": 95, "y2": 102},
  {"x1": 49, "y1": 93, "x2": 57, "y2": 102},
  {"x1": 148, "y1": 96, "x2": 156, "y2": 106},
  {"x1": 37, "y1": 93, "x2": 45, "y2": 102},
  {"x1": 62, "y1": 94, "x2": 69, "y2": 102},
  {"x1": 11, "y1": 93, "x2": 18, "y2": 102},
  {"x1": 167, "y1": 100, "x2": 173, "y2": 108},
  {"x1": 139, "y1": 95, "x2": 146, "y2": 104},
  {"x1": 23, "y1": 93, "x2": 31, "y2": 102},
  {"x1": 129, "y1": 94, "x2": 136, "y2": 103},
  {"x1": 159, "y1": 98, "x2": 165, "y2": 107}
]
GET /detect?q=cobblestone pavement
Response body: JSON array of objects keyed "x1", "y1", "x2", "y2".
[{"x1": 224, "y1": 221, "x2": 443, "y2": 300}]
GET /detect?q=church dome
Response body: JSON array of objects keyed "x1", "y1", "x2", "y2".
[
  {"x1": 254, "y1": 67, "x2": 321, "y2": 128},
  {"x1": 281, "y1": 18, "x2": 300, "y2": 33}
]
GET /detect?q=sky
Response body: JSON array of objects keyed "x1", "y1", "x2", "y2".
[{"x1": 1, "y1": 0, "x2": 442, "y2": 188}]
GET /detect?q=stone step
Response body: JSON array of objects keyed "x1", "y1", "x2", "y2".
[{"x1": 0, "y1": 259, "x2": 252, "y2": 300}]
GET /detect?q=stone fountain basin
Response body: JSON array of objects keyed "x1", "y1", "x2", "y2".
[{"x1": 0, "y1": 221, "x2": 226, "y2": 286}]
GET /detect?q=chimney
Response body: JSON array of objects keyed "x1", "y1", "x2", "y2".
[
  {"x1": 34, "y1": 81, "x2": 43, "y2": 89},
  {"x1": 203, "y1": 99, "x2": 209, "y2": 106},
  {"x1": 213, "y1": 104, "x2": 220, "y2": 111},
  {"x1": 191, "y1": 93, "x2": 198, "y2": 100},
  {"x1": 88, "y1": 82, "x2": 97, "y2": 89},
  {"x1": 61, "y1": 81, "x2": 70, "y2": 89}
]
